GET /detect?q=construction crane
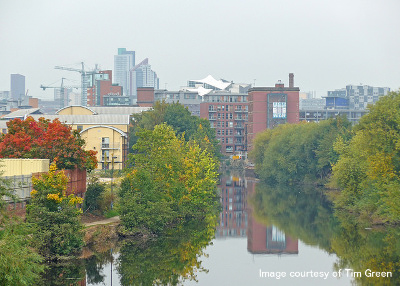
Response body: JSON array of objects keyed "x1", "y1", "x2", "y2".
[
  {"x1": 40, "y1": 78, "x2": 79, "y2": 109},
  {"x1": 54, "y1": 62, "x2": 99, "y2": 106}
]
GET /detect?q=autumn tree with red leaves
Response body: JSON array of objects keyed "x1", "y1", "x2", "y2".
[{"x1": 0, "y1": 116, "x2": 97, "y2": 171}]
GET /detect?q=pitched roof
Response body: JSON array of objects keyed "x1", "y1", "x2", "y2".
[
  {"x1": 1, "y1": 108, "x2": 42, "y2": 119},
  {"x1": 28, "y1": 114, "x2": 131, "y2": 125}
]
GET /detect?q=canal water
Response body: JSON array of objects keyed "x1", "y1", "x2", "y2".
[{"x1": 50, "y1": 174, "x2": 400, "y2": 285}]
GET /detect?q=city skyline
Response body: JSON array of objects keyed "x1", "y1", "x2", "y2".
[{"x1": 1, "y1": 0, "x2": 399, "y2": 100}]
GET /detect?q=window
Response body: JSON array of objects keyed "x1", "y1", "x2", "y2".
[
  {"x1": 77, "y1": 125, "x2": 83, "y2": 131},
  {"x1": 102, "y1": 137, "x2": 109, "y2": 148}
]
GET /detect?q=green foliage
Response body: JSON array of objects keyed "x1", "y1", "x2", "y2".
[
  {"x1": 104, "y1": 209, "x2": 119, "y2": 218},
  {"x1": 0, "y1": 175, "x2": 44, "y2": 286},
  {"x1": 249, "y1": 116, "x2": 351, "y2": 184},
  {"x1": 252, "y1": 181, "x2": 400, "y2": 285},
  {"x1": 83, "y1": 178, "x2": 106, "y2": 212},
  {"x1": 98, "y1": 185, "x2": 118, "y2": 214},
  {"x1": 331, "y1": 91, "x2": 400, "y2": 223},
  {"x1": 251, "y1": 182, "x2": 338, "y2": 250},
  {"x1": 40, "y1": 260, "x2": 85, "y2": 286},
  {"x1": 117, "y1": 218, "x2": 217, "y2": 285},
  {"x1": 129, "y1": 100, "x2": 220, "y2": 159},
  {"x1": 0, "y1": 221, "x2": 45, "y2": 286},
  {"x1": 26, "y1": 163, "x2": 84, "y2": 259},
  {"x1": 120, "y1": 124, "x2": 219, "y2": 235}
]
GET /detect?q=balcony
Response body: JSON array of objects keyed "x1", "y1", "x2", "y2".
[
  {"x1": 101, "y1": 156, "x2": 119, "y2": 163},
  {"x1": 234, "y1": 125, "x2": 244, "y2": 129},
  {"x1": 101, "y1": 143, "x2": 120, "y2": 150}
]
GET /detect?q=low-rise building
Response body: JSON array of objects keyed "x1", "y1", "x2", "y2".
[{"x1": 21, "y1": 106, "x2": 150, "y2": 170}]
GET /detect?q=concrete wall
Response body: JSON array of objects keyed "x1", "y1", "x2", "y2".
[{"x1": 0, "y1": 159, "x2": 50, "y2": 176}]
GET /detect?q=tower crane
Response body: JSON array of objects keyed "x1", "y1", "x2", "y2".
[
  {"x1": 40, "y1": 78, "x2": 80, "y2": 109},
  {"x1": 54, "y1": 62, "x2": 99, "y2": 106}
]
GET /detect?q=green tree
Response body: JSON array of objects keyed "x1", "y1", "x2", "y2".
[
  {"x1": 129, "y1": 101, "x2": 220, "y2": 159},
  {"x1": 83, "y1": 177, "x2": 106, "y2": 213},
  {"x1": 331, "y1": 91, "x2": 400, "y2": 223},
  {"x1": 0, "y1": 176, "x2": 44, "y2": 285},
  {"x1": 119, "y1": 124, "x2": 219, "y2": 235},
  {"x1": 26, "y1": 162, "x2": 84, "y2": 260},
  {"x1": 250, "y1": 117, "x2": 351, "y2": 184}
]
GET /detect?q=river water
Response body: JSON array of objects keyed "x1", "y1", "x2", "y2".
[{"x1": 49, "y1": 174, "x2": 400, "y2": 285}]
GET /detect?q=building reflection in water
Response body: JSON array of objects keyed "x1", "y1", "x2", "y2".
[
  {"x1": 216, "y1": 175, "x2": 248, "y2": 238},
  {"x1": 216, "y1": 175, "x2": 298, "y2": 255}
]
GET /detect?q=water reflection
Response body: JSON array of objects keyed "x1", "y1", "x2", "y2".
[
  {"x1": 116, "y1": 219, "x2": 216, "y2": 285},
  {"x1": 216, "y1": 175, "x2": 299, "y2": 256},
  {"x1": 216, "y1": 176, "x2": 247, "y2": 238},
  {"x1": 58, "y1": 173, "x2": 400, "y2": 285},
  {"x1": 251, "y1": 180, "x2": 400, "y2": 285}
]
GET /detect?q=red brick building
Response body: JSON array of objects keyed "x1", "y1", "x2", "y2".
[
  {"x1": 137, "y1": 87, "x2": 155, "y2": 107},
  {"x1": 87, "y1": 70, "x2": 123, "y2": 106},
  {"x1": 247, "y1": 73, "x2": 299, "y2": 151},
  {"x1": 200, "y1": 93, "x2": 248, "y2": 155}
]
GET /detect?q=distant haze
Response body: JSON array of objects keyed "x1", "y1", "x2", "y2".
[{"x1": 1, "y1": 0, "x2": 399, "y2": 100}]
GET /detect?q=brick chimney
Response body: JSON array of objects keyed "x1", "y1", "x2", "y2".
[{"x1": 289, "y1": 73, "x2": 294, "y2": 88}]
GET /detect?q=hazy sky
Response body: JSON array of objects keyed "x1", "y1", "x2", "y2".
[{"x1": 1, "y1": 0, "x2": 399, "y2": 100}]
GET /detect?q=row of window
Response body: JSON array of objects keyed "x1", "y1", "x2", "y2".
[
  {"x1": 208, "y1": 114, "x2": 248, "y2": 120},
  {"x1": 208, "y1": 105, "x2": 248, "y2": 112},
  {"x1": 205, "y1": 95, "x2": 247, "y2": 103}
]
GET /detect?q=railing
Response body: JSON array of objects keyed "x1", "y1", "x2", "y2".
[
  {"x1": 2, "y1": 175, "x2": 32, "y2": 202},
  {"x1": 101, "y1": 143, "x2": 120, "y2": 149}
]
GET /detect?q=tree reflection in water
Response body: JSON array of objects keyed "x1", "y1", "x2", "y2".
[
  {"x1": 251, "y1": 181, "x2": 400, "y2": 285},
  {"x1": 117, "y1": 218, "x2": 217, "y2": 286}
]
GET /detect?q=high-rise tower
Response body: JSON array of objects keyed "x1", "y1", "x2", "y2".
[
  {"x1": 10, "y1": 74, "x2": 25, "y2": 101},
  {"x1": 130, "y1": 58, "x2": 159, "y2": 104},
  {"x1": 114, "y1": 48, "x2": 135, "y2": 98}
]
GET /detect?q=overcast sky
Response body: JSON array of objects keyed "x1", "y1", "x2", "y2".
[{"x1": 1, "y1": 0, "x2": 399, "y2": 100}]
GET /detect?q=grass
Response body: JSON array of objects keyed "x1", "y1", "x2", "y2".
[{"x1": 104, "y1": 209, "x2": 119, "y2": 218}]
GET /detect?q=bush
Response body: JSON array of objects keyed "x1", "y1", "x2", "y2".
[
  {"x1": 26, "y1": 163, "x2": 84, "y2": 259},
  {"x1": 83, "y1": 178, "x2": 106, "y2": 213}
]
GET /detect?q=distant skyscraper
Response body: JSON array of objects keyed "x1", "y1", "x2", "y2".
[
  {"x1": 10, "y1": 74, "x2": 25, "y2": 101},
  {"x1": 54, "y1": 88, "x2": 72, "y2": 108},
  {"x1": 114, "y1": 48, "x2": 135, "y2": 97},
  {"x1": 130, "y1": 58, "x2": 159, "y2": 104}
]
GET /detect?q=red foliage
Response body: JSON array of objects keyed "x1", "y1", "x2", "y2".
[{"x1": 0, "y1": 117, "x2": 97, "y2": 171}]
